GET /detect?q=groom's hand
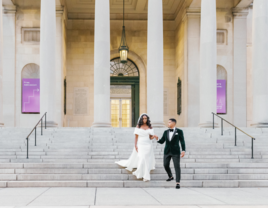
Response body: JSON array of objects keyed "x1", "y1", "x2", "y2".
[{"x1": 181, "y1": 151, "x2": 185, "y2": 158}]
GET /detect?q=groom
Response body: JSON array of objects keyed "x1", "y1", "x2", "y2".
[{"x1": 156, "y1": 118, "x2": 186, "y2": 189}]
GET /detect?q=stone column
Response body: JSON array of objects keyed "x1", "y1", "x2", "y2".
[
  {"x1": 0, "y1": 0, "x2": 4, "y2": 126},
  {"x1": 3, "y1": 4, "x2": 16, "y2": 127},
  {"x1": 233, "y1": 8, "x2": 248, "y2": 127},
  {"x1": 252, "y1": 0, "x2": 268, "y2": 127},
  {"x1": 147, "y1": 0, "x2": 165, "y2": 127},
  {"x1": 199, "y1": 0, "x2": 217, "y2": 128},
  {"x1": 185, "y1": 9, "x2": 201, "y2": 127},
  {"x1": 55, "y1": 7, "x2": 64, "y2": 127},
  {"x1": 40, "y1": 0, "x2": 57, "y2": 127},
  {"x1": 92, "y1": 0, "x2": 111, "y2": 127}
]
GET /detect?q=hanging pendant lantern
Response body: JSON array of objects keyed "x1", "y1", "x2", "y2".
[{"x1": 119, "y1": 0, "x2": 129, "y2": 64}]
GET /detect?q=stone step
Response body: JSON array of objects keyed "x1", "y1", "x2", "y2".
[
  {"x1": 0, "y1": 150, "x2": 265, "y2": 156},
  {"x1": 1, "y1": 162, "x2": 267, "y2": 169},
  {"x1": 2, "y1": 180, "x2": 268, "y2": 188},
  {"x1": 2, "y1": 168, "x2": 268, "y2": 175},
  {"x1": 1, "y1": 173, "x2": 268, "y2": 181},
  {"x1": 6, "y1": 158, "x2": 268, "y2": 163},
  {"x1": 1, "y1": 155, "x2": 261, "y2": 160},
  {"x1": 0, "y1": 127, "x2": 268, "y2": 188}
]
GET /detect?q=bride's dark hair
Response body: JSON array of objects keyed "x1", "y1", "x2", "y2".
[{"x1": 137, "y1": 114, "x2": 152, "y2": 129}]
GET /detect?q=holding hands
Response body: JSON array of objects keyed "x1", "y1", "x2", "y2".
[{"x1": 150, "y1": 135, "x2": 158, "y2": 140}]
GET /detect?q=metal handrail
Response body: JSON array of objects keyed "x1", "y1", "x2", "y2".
[
  {"x1": 212, "y1": 112, "x2": 256, "y2": 159},
  {"x1": 26, "y1": 112, "x2": 47, "y2": 159}
]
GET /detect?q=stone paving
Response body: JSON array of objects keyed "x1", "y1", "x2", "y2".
[{"x1": 0, "y1": 188, "x2": 267, "y2": 207}]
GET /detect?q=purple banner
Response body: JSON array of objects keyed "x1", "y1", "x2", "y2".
[
  {"x1": 22, "y1": 78, "x2": 40, "y2": 113},
  {"x1": 217, "y1": 80, "x2": 226, "y2": 114}
]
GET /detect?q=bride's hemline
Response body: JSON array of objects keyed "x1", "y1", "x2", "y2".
[
  {"x1": 115, "y1": 162, "x2": 155, "y2": 170},
  {"x1": 132, "y1": 167, "x2": 156, "y2": 182},
  {"x1": 115, "y1": 161, "x2": 156, "y2": 182}
]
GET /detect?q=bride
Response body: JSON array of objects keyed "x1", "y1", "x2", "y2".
[{"x1": 115, "y1": 113, "x2": 158, "y2": 181}]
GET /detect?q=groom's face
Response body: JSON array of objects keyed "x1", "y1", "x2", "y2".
[{"x1": 168, "y1": 120, "x2": 176, "y2": 128}]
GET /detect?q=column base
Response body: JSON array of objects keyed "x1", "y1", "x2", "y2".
[
  {"x1": 199, "y1": 122, "x2": 219, "y2": 128},
  {"x1": 251, "y1": 123, "x2": 268, "y2": 128},
  {"x1": 151, "y1": 121, "x2": 166, "y2": 128},
  {"x1": 92, "y1": 122, "x2": 111, "y2": 128},
  {"x1": 39, "y1": 121, "x2": 58, "y2": 128}
]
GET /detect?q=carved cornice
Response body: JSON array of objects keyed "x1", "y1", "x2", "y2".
[
  {"x1": 186, "y1": 8, "x2": 201, "y2": 14},
  {"x1": 232, "y1": 8, "x2": 249, "y2": 18},
  {"x1": 3, "y1": 5, "x2": 16, "y2": 14},
  {"x1": 181, "y1": 7, "x2": 200, "y2": 23},
  {"x1": 56, "y1": 5, "x2": 64, "y2": 15}
]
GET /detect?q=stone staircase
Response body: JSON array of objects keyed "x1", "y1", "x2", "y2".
[{"x1": 0, "y1": 126, "x2": 268, "y2": 188}]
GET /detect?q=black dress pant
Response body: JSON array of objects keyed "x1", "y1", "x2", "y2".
[{"x1": 163, "y1": 154, "x2": 181, "y2": 183}]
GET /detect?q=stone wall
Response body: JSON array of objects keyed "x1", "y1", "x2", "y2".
[
  {"x1": 15, "y1": 9, "x2": 41, "y2": 127},
  {"x1": 3, "y1": 9, "x2": 16, "y2": 126},
  {"x1": 216, "y1": 10, "x2": 234, "y2": 126},
  {"x1": 56, "y1": 9, "x2": 67, "y2": 127},
  {"x1": 66, "y1": 21, "x2": 94, "y2": 127},
  {"x1": 13, "y1": 9, "x2": 65, "y2": 127},
  {"x1": 175, "y1": 20, "x2": 186, "y2": 127},
  {"x1": 246, "y1": 6, "x2": 253, "y2": 127}
]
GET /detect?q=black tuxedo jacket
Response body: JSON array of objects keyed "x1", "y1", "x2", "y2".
[{"x1": 157, "y1": 128, "x2": 186, "y2": 155}]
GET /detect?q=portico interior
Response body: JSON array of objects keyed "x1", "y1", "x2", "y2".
[{"x1": 1, "y1": 0, "x2": 255, "y2": 128}]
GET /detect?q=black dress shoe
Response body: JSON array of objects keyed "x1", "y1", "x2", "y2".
[
  {"x1": 176, "y1": 184, "x2": 180, "y2": 189},
  {"x1": 166, "y1": 177, "x2": 174, "y2": 181}
]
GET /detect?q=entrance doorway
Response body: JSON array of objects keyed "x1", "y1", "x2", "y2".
[
  {"x1": 110, "y1": 58, "x2": 140, "y2": 127},
  {"x1": 111, "y1": 99, "x2": 131, "y2": 127}
]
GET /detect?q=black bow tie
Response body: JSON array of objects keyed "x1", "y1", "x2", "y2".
[{"x1": 169, "y1": 129, "x2": 174, "y2": 132}]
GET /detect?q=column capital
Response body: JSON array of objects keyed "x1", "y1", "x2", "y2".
[
  {"x1": 56, "y1": 5, "x2": 64, "y2": 15},
  {"x1": 182, "y1": 7, "x2": 200, "y2": 22},
  {"x1": 232, "y1": 8, "x2": 249, "y2": 18},
  {"x1": 3, "y1": 5, "x2": 16, "y2": 14},
  {"x1": 186, "y1": 7, "x2": 201, "y2": 15}
]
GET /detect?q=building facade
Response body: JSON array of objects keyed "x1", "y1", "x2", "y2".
[{"x1": 0, "y1": 0, "x2": 266, "y2": 128}]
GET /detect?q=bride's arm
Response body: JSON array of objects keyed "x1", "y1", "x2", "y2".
[{"x1": 135, "y1": 134, "x2": 138, "y2": 152}]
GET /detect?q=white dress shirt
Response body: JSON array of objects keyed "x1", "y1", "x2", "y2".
[{"x1": 169, "y1": 127, "x2": 176, "y2": 141}]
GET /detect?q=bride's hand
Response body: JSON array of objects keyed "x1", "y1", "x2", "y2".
[
  {"x1": 154, "y1": 135, "x2": 159, "y2": 140},
  {"x1": 135, "y1": 145, "x2": 138, "y2": 152}
]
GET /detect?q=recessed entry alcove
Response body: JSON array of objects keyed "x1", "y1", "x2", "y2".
[{"x1": 110, "y1": 58, "x2": 140, "y2": 127}]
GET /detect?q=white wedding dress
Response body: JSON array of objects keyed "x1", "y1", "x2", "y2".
[{"x1": 115, "y1": 128, "x2": 156, "y2": 181}]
